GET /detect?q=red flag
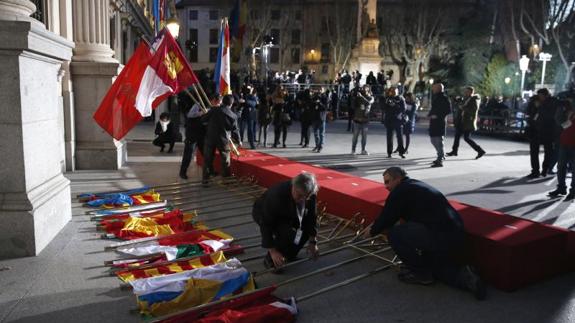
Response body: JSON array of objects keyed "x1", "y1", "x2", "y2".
[
  {"x1": 94, "y1": 29, "x2": 199, "y2": 140},
  {"x1": 158, "y1": 286, "x2": 297, "y2": 323},
  {"x1": 93, "y1": 42, "x2": 152, "y2": 140}
]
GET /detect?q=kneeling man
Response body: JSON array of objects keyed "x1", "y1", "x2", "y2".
[
  {"x1": 253, "y1": 172, "x2": 319, "y2": 271},
  {"x1": 369, "y1": 167, "x2": 486, "y2": 300}
]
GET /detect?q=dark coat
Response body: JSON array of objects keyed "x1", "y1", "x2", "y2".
[
  {"x1": 201, "y1": 105, "x2": 240, "y2": 148},
  {"x1": 353, "y1": 90, "x2": 373, "y2": 124},
  {"x1": 383, "y1": 96, "x2": 406, "y2": 126},
  {"x1": 460, "y1": 94, "x2": 480, "y2": 132},
  {"x1": 428, "y1": 92, "x2": 451, "y2": 137},
  {"x1": 370, "y1": 177, "x2": 464, "y2": 244},
  {"x1": 154, "y1": 121, "x2": 176, "y2": 143},
  {"x1": 252, "y1": 181, "x2": 318, "y2": 249},
  {"x1": 537, "y1": 97, "x2": 561, "y2": 141},
  {"x1": 311, "y1": 93, "x2": 328, "y2": 123}
]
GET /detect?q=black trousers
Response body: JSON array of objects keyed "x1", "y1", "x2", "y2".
[
  {"x1": 300, "y1": 121, "x2": 311, "y2": 146},
  {"x1": 386, "y1": 123, "x2": 404, "y2": 155},
  {"x1": 273, "y1": 124, "x2": 288, "y2": 146},
  {"x1": 529, "y1": 135, "x2": 555, "y2": 174},
  {"x1": 451, "y1": 128, "x2": 483, "y2": 153},
  {"x1": 153, "y1": 137, "x2": 174, "y2": 151},
  {"x1": 388, "y1": 222, "x2": 468, "y2": 290},
  {"x1": 179, "y1": 139, "x2": 196, "y2": 175},
  {"x1": 202, "y1": 142, "x2": 231, "y2": 181}
]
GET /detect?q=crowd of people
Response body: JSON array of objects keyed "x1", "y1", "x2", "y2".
[{"x1": 155, "y1": 67, "x2": 574, "y2": 198}]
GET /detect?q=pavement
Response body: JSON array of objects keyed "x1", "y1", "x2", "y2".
[{"x1": 0, "y1": 119, "x2": 574, "y2": 323}]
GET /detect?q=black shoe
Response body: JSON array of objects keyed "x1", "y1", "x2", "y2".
[
  {"x1": 272, "y1": 144, "x2": 278, "y2": 148},
  {"x1": 548, "y1": 188, "x2": 567, "y2": 197},
  {"x1": 475, "y1": 151, "x2": 485, "y2": 159},
  {"x1": 461, "y1": 265, "x2": 487, "y2": 301},
  {"x1": 526, "y1": 172, "x2": 540, "y2": 179},
  {"x1": 446, "y1": 151, "x2": 458, "y2": 157},
  {"x1": 565, "y1": 191, "x2": 575, "y2": 201},
  {"x1": 387, "y1": 154, "x2": 392, "y2": 158},
  {"x1": 167, "y1": 148, "x2": 173, "y2": 153},
  {"x1": 282, "y1": 144, "x2": 287, "y2": 148},
  {"x1": 431, "y1": 161, "x2": 443, "y2": 168},
  {"x1": 160, "y1": 146, "x2": 165, "y2": 152},
  {"x1": 312, "y1": 147, "x2": 319, "y2": 152},
  {"x1": 201, "y1": 179, "x2": 209, "y2": 187},
  {"x1": 302, "y1": 144, "x2": 308, "y2": 148},
  {"x1": 400, "y1": 154, "x2": 406, "y2": 159},
  {"x1": 317, "y1": 147, "x2": 322, "y2": 153},
  {"x1": 541, "y1": 169, "x2": 548, "y2": 177},
  {"x1": 398, "y1": 270, "x2": 434, "y2": 286},
  {"x1": 179, "y1": 173, "x2": 188, "y2": 180}
]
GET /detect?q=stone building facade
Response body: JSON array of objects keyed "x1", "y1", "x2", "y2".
[{"x1": 0, "y1": 0, "x2": 155, "y2": 259}]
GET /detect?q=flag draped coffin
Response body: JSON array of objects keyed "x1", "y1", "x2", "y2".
[
  {"x1": 158, "y1": 286, "x2": 297, "y2": 323},
  {"x1": 131, "y1": 258, "x2": 255, "y2": 317}
]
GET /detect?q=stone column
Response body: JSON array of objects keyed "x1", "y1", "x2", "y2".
[
  {"x1": 0, "y1": 0, "x2": 73, "y2": 258},
  {"x1": 71, "y1": 0, "x2": 126, "y2": 169}
]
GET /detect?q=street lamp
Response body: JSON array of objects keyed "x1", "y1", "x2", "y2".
[
  {"x1": 538, "y1": 52, "x2": 552, "y2": 86},
  {"x1": 519, "y1": 55, "x2": 530, "y2": 96},
  {"x1": 428, "y1": 78, "x2": 434, "y2": 108},
  {"x1": 166, "y1": 17, "x2": 180, "y2": 38}
]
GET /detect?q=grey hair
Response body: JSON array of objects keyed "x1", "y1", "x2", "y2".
[
  {"x1": 292, "y1": 172, "x2": 319, "y2": 195},
  {"x1": 383, "y1": 167, "x2": 407, "y2": 179}
]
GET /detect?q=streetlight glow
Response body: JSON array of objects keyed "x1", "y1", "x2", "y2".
[
  {"x1": 519, "y1": 55, "x2": 530, "y2": 95},
  {"x1": 166, "y1": 17, "x2": 180, "y2": 38},
  {"x1": 504, "y1": 77, "x2": 511, "y2": 84},
  {"x1": 429, "y1": 78, "x2": 434, "y2": 85},
  {"x1": 538, "y1": 52, "x2": 552, "y2": 86}
]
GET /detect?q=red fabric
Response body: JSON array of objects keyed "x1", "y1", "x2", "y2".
[
  {"x1": 199, "y1": 150, "x2": 573, "y2": 291},
  {"x1": 93, "y1": 42, "x2": 151, "y2": 140},
  {"x1": 560, "y1": 120, "x2": 575, "y2": 147},
  {"x1": 159, "y1": 286, "x2": 294, "y2": 323},
  {"x1": 148, "y1": 30, "x2": 199, "y2": 106}
]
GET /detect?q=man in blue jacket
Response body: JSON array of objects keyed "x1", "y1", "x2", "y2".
[{"x1": 368, "y1": 167, "x2": 486, "y2": 300}]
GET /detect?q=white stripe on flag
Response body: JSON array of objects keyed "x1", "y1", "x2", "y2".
[
  {"x1": 117, "y1": 241, "x2": 180, "y2": 261},
  {"x1": 130, "y1": 258, "x2": 245, "y2": 296},
  {"x1": 135, "y1": 66, "x2": 173, "y2": 117}
]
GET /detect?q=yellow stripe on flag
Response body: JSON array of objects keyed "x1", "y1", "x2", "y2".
[{"x1": 120, "y1": 217, "x2": 175, "y2": 237}]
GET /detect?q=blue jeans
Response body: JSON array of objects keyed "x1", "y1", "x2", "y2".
[
  {"x1": 239, "y1": 117, "x2": 256, "y2": 148},
  {"x1": 313, "y1": 120, "x2": 326, "y2": 148},
  {"x1": 430, "y1": 136, "x2": 444, "y2": 162},
  {"x1": 557, "y1": 145, "x2": 575, "y2": 191},
  {"x1": 352, "y1": 122, "x2": 368, "y2": 152}
]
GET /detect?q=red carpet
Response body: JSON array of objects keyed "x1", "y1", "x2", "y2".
[{"x1": 199, "y1": 149, "x2": 572, "y2": 291}]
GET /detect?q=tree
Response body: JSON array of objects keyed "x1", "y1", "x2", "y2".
[
  {"x1": 324, "y1": 1, "x2": 356, "y2": 75},
  {"x1": 478, "y1": 53, "x2": 517, "y2": 97},
  {"x1": 517, "y1": 0, "x2": 575, "y2": 89}
]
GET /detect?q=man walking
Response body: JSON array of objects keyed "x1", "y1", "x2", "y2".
[
  {"x1": 429, "y1": 83, "x2": 452, "y2": 167},
  {"x1": 446, "y1": 86, "x2": 486, "y2": 159},
  {"x1": 201, "y1": 94, "x2": 241, "y2": 185},
  {"x1": 179, "y1": 102, "x2": 205, "y2": 179}
]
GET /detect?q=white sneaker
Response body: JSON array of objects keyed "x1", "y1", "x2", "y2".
[{"x1": 361, "y1": 150, "x2": 369, "y2": 155}]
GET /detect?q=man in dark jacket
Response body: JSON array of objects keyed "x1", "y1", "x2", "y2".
[
  {"x1": 311, "y1": 88, "x2": 328, "y2": 152},
  {"x1": 446, "y1": 86, "x2": 486, "y2": 159},
  {"x1": 368, "y1": 167, "x2": 486, "y2": 300},
  {"x1": 536, "y1": 88, "x2": 561, "y2": 177},
  {"x1": 429, "y1": 83, "x2": 452, "y2": 167},
  {"x1": 297, "y1": 89, "x2": 313, "y2": 148},
  {"x1": 383, "y1": 87, "x2": 406, "y2": 158},
  {"x1": 201, "y1": 94, "x2": 241, "y2": 184},
  {"x1": 351, "y1": 84, "x2": 374, "y2": 155},
  {"x1": 179, "y1": 102, "x2": 205, "y2": 179},
  {"x1": 252, "y1": 172, "x2": 319, "y2": 271}
]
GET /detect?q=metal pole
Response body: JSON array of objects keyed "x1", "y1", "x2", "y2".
[{"x1": 520, "y1": 70, "x2": 526, "y2": 96}]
